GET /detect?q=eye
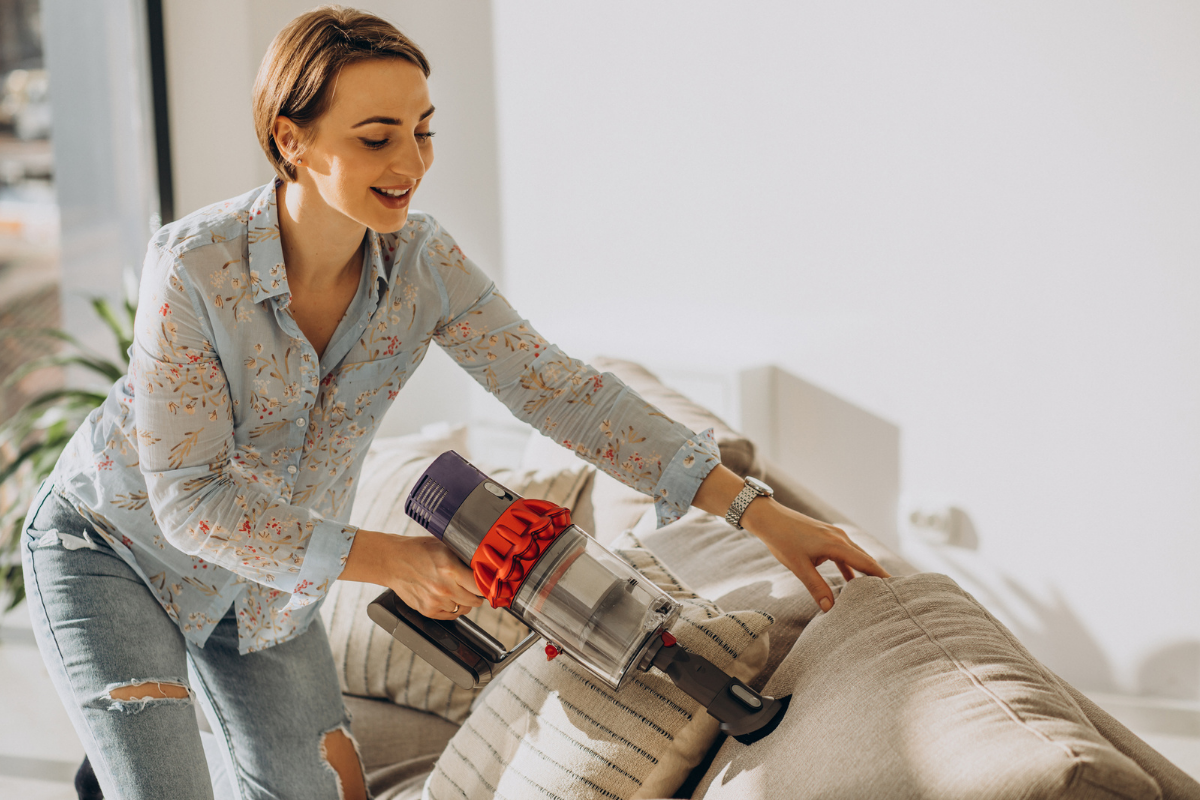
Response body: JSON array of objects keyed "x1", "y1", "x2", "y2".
[
  {"x1": 361, "y1": 138, "x2": 389, "y2": 149},
  {"x1": 416, "y1": 132, "x2": 436, "y2": 143}
]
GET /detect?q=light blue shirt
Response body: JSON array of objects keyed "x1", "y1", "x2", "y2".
[{"x1": 50, "y1": 181, "x2": 720, "y2": 653}]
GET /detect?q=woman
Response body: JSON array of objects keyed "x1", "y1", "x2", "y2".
[{"x1": 21, "y1": 7, "x2": 888, "y2": 799}]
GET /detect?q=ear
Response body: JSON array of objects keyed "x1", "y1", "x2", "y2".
[{"x1": 273, "y1": 116, "x2": 303, "y2": 164}]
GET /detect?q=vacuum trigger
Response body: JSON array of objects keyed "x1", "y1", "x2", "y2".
[
  {"x1": 660, "y1": 630, "x2": 676, "y2": 647},
  {"x1": 545, "y1": 643, "x2": 561, "y2": 661}
]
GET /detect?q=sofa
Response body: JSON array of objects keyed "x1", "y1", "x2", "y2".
[{"x1": 317, "y1": 358, "x2": 1200, "y2": 800}]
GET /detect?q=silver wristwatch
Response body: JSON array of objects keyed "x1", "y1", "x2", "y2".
[{"x1": 725, "y1": 476, "x2": 774, "y2": 530}]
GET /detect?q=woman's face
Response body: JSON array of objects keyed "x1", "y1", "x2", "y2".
[{"x1": 284, "y1": 57, "x2": 435, "y2": 233}]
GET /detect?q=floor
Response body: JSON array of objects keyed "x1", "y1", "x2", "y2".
[{"x1": 2, "y1": 602, "x2": 1199, "y2": 797}]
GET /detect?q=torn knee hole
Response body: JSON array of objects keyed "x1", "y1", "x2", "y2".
[
  {"x1": 320, "y1": 727, "x2": 367, "y2": 800},
  {"x1": 97, "y1": 679, "x2": 193, "y2": 714},
  {"x1": 107, "y1": 680, "x2": 190, "y2": 703}
]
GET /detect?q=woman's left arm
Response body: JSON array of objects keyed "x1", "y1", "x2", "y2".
[
  {"x1": 421, "y1": 218, "x2": 889, "y2": 605},
  {"x1": 691, "y1": 463, "x2": 891, "y2": 610},
  {"x1": 423, "y1": 219, "x2": 718, "y2": 528}
]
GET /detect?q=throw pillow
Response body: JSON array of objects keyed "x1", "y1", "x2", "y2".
[
  {"x1": 422, "y1": 539, "x2": 773, "y2": 800},
  {"x1": 692, "y1": 573, "x2": 1162, "y2": 800},
  {"x1": 321, "y1": 428, "x2": 594, "y2": 724}
]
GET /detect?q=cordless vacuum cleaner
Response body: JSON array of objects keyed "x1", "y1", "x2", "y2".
[{"x1": 367, "y1": 450, "x2": 789, "y2": 744}]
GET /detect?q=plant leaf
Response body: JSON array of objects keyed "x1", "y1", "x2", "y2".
[
  {"x1": 2, "y1": 354, "x2": 124, "y2": 390},
  {"x1": 0, "y1": 562, "x2": 25, "y2": 613},
  {"x1": 0, "y1": 443, "x2": 42, "y2": 485},
  {"x1": 92, "y1": 297, "x2": 134, "y2": 358},
  {"x1": 0, "y1": 326, "x2": 82, "y2": 349},
  {"x1": 0, "y1": 326, "x2": 111, "y2": 362},
  {"x1": 11, "y1": 388, "x2": 108, "y2": 410},
  {"x1": 0, "y1": 390, "x2": 107, "y2": 445}
]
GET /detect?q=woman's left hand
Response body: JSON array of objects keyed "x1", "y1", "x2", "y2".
[
  {"x1": 739, "y1": 496, "x2": 890, "y2": 611},
  {"x1": 692, "y1": 464, "x2": 890, "y2": 611}
]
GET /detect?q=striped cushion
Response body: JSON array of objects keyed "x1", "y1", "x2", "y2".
[
  {"x1": 423, "y1": 532, "x2": 773, "y2": 800},
  {"x1": 321, "y1": 429, "x2": 595, "y2": 724}
]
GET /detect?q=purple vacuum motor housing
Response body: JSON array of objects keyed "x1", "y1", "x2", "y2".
[{"x1": 404, "y1": 451, "x2": 488, "y2": 541}]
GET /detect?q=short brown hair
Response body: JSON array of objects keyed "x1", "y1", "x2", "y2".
[{"x1": 253, "y1": 5, "x2": 430, "y2": 182}]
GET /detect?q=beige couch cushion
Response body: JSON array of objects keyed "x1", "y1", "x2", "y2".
[
  {"x1": 321, "y1": 428, "x2": 593, "y2": 724},
  {"x1": 693, "y1": 573, "x2": 1162, "y2": 800},
  {"x1": 422, "y1": 539, "x2": 773, "y2": 800}
]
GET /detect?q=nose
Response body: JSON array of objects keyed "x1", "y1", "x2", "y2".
[{"x1": 389, "y1": 131, "x2": 430, "y2": 182}]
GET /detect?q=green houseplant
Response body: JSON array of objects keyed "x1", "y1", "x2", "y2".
[{"x1": 0, "y1": 291, "x2": 136, "y2": 612}]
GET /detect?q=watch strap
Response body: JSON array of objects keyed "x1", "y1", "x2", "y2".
[{"x1": 725, "y1": 480, "x2": 768, "y2": 530}]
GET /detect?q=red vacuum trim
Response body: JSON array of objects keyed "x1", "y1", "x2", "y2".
[{"x1": 471, "y1": 499, "x2": 572, "y2": 608}]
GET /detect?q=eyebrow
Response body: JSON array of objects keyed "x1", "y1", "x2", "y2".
[{"x1": 352, "y1": 106, "x2": 435, "y2": 128}]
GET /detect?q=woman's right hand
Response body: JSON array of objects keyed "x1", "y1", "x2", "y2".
[
  {"x1": 341, "y1": 529, "x2": 485, "y2": 619},
  {"x1": 387, "y1": 535, "x2": 486, "y2": 619}
]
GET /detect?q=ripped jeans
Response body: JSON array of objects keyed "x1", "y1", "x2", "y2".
[{"x1": 21, "y1": 481, "x2": 363, "y2": 799}]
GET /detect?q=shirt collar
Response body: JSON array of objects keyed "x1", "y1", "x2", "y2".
[
  {"x1": 247, "y1": 181, "x2": 289, "y2": 305},
  {"x1": 247, "y1": 181, "x2": 389, "y2": 306},
  {"x1": 364, "y1": 228, "x2": 388, "y2": 303}
]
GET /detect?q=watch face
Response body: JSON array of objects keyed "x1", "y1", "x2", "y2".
[{"x1": 745, "y1": 476, "x2": 773, "y2": 496}]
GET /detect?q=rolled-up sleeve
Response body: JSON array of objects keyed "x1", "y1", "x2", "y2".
[
  {"x1": 425, "y1": 222, "x2": 721, "y2": 526},
  {"x1": 132, "y1": 244, "x2": 355, "y2": 610}
]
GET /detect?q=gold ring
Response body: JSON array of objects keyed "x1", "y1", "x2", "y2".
[{"x1": 452, "y1": 603, "x2": 460, "y2": 614}]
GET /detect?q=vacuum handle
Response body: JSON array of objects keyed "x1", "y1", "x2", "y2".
[{"x1": 367, "y1": 589, "x2": 541, "y2": 690}]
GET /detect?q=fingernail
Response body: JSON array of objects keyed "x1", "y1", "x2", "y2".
[{"x1": 819, "y1": 598, "x2": 833, "y2": 612}]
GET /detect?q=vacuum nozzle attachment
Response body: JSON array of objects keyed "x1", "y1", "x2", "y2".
[{"x1": 649, "y1": 634, "x2": 789, "y2": 744}]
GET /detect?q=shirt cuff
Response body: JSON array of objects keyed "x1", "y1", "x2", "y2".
[
  {"x1": 282, "y1": 519, "x2": 358, "y2": 611},
  {"x1": 650, "y1": 427, "x2": 721, "y2": 528}
]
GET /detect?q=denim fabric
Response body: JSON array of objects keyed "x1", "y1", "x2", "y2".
[
  {"x1": 48, "y1": 180, "x2": 721, "y2": 653},
  {"x1": 21, "y1": 480, "x2": 360, "y2": 800}
]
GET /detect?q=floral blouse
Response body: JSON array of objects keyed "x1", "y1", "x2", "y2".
[{"x1": 49, "y1": 180, "x2": 720, "y2": 653}]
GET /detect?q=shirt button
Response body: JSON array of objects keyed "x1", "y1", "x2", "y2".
[
  {"x1": 296, "y1": 418, "x2": 306, "y2": 427},
  {"x1": 287, "y1": 465, "x2": 297, "y2": 474}
]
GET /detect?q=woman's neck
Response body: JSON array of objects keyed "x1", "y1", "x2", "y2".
[{"x1": 277, "y1": 179, "x2": 366, "y2": 291}]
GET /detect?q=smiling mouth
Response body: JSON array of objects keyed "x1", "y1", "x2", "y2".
[{"x1": 372, "y1": 186, "x2": 411, "y2": 198}]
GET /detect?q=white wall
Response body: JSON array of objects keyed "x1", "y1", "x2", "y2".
[{"x1": 490, "y1": 2, "x2": 1200, "y2": 701}]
